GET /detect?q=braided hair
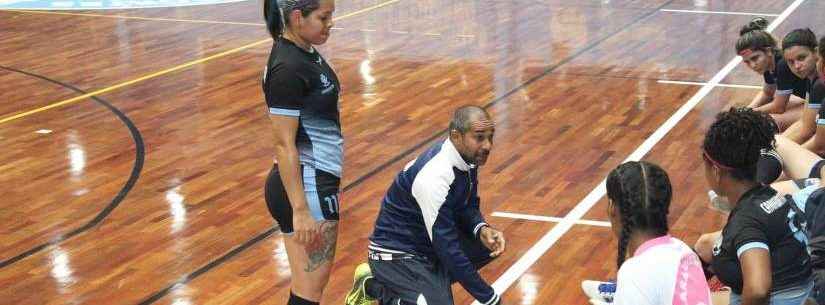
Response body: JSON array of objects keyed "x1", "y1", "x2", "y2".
[
  {"x1": 703, "y1": 107, "x2": 777, "y2": 181},
  {"x1": 606, "y1": 161, "x2": 672, "y2": 268},
  {"x1": 736, "y1": 17, "x2": 777, "y2": 54},
  {"x1": 264, "y1": 0, "x2": 322, "y2": 39}
]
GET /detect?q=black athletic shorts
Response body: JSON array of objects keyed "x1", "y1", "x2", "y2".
[
  {"x1": 810, "y1": 160, "x2": 825, "y2": 179},
  {"x1": 264, "y1": 164, "x2": 340, "y2": 234}
]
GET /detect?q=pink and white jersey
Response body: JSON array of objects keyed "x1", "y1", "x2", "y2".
[{"x1": 614, "y1": 235, "x2": 711, "y2": 305}]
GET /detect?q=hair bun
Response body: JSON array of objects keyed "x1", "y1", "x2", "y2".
[{"x1": 740, "y1": 17, "x2": 770, "y2": 36}]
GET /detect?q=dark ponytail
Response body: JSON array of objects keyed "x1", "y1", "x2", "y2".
[
  {"x1": 263, "y1": 0, "x2": 322, "y2": 40},
  {"x1": 736, "y1": 17, "x2": 776, "y2": 54},
  {"x1": 264, "y1": 0, "x2": 283, "y2": 39}
]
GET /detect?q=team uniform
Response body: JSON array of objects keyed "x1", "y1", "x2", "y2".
[
  {"x1": 711, "y1": 185, "x2": 812, "y2": 305},
  {"x1": 764, "y1": 53, "x2": 809, "y2": 99},
  {"x1": 263, "y1": 37, "x2": 342, "y2": 233},
  {"x1": 367, "y1": 139, "x2": 498, "y2": 305},
  {"x1": 613, "y1": 236, "x2": 711, "y2": 305},
  {"x1": 811, "y1": 76, "x2": 825, "y2": 126}
]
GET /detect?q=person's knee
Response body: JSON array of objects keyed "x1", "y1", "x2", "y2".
[{"x1": 694, "y1": 233, "x2": 716, "y2": 263}]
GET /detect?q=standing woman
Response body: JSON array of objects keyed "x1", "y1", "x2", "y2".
[
  {"x1": 262, "y1": 1, "x2": 341, "y2": 304},
  {"x1": 737, "y1": 17, "x2": 807, "y2": 131}
]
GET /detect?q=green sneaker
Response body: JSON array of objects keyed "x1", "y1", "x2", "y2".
[{"x1": 345, "y1": 263, "x2": 375, "y2": 305}]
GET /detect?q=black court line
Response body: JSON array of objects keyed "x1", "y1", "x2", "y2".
[
  {"x1": 0, "y1": 65, "x2": 145, "y2": 268},
  {"x1": 137, "y1": 1, "x2": 675, "y2": 303},
  {"x1": 342, "y1": 0, "x2": 677, "y2": 193}
]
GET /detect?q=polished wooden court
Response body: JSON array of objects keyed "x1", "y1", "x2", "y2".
[{"x1": 3, "y1": 0, "x2": 825, "y2": 304}]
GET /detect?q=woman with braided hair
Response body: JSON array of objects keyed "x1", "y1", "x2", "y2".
[
  {"x1": 261, "y1": 0, "x2": 341, "y2": 304},
  {"x1": 595, "y1": 161, "x2": 711, "y2": 305},
  {"x1": 700, "y1": 107, "x2": 812, "y2": 305}
]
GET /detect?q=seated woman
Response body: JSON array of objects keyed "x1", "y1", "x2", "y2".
[
  {"x1": 780, "y1": 29, "x2": 823, "y2": 153},
  {"x1": 737, "y1": 17, "x2": 807, "y2": 131},
  {"x1": 584, "y1": 161, "x2": 711, "y2": 305},
  {"x1": 697, "y1": 108, "x2": 812, "y2": 305}
]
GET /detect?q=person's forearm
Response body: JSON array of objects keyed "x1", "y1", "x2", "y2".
[{"x1": 274, "y1": 143, "x2": 309, "y2": 211}]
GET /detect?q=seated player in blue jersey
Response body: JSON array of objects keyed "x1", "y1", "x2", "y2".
[{"x1": 345, "y1": 105, "x2": 506, "y2": 305}]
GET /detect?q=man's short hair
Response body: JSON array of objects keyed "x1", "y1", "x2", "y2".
[{"x1": 448, "y1": 105, "x2": 490, "y2": 133}]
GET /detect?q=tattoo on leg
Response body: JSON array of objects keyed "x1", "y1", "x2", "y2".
[{"x1": 304, "y1": 221, "x2": 338, "y2": 272}]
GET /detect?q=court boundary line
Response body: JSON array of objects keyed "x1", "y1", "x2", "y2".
[
  {"x1": 0, "y1": 0, "x2": 247, "y2": 10},
  {"x1": 660, "y1": 9, "x2": 779, "y2": 17},
  {"x1": 341, "y1": 0, "x2": 680, "y2": 194},
  {"x1": 0, "y1": 11, "x2": 480, "y2": 40},
  {"x1": 492, "y1": 212, "x2": 611, "y2": 227},
  {"x1": 136, "y1": 1, "x2": 682, "y2": 303},
  {"x1": 0, "y1": 65, "x2": 145, "y2": 269},
  {"x1": 2, "y1": 9, "x2": 265, "y2": 25},
  {"x1": 0, "y1": 0, "x2": 401, "y2": 125},
  {"x1": 473, "y1": 1, "x2": 805, "y2": 303},
  {"x1": 657, "y1": 80, "x2": 762, "y2": 89}
]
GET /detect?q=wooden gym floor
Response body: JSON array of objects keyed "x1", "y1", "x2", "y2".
[{"x1": 2, "y1": 0, "x2": 825, "y2": 304}]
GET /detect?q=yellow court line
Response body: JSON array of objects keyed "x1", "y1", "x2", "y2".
[
  {"x1": 0, "y1": 0, "x2": 400, "y2": 125},
  {"x1": 3, "y1": 9, "x2": 265, "y2": 26}
]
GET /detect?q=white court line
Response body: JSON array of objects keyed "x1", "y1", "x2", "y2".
[
  {"x1": 492, "y1": 212, "x2": 611, "y2": 228},
  {"x1": 473, "y1": 1, "x2": 805, "y2": 304},
  {"x1": 658, "y1": 80, "x2": 762, "y2": 90},
  {"x1": 661, "y1": 9, "x2": 779, "y2": 17}
]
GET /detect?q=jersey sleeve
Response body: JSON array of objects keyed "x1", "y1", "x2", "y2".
[
  {"x1": 458, "y1": 169, "x2": 487, "y2": 237},
  {"x1": 411, "y1": 165, "x2": 498, "y2": 304},
  {"x1": 775, "y1": 60, "x2": 797, "y2": 96},
  {"x1": 263, "y1": 63, "x2": 308, "y2": 117},
  {"x1": 730, "y1": 212, "x2": 770, "y2": 257},
  {"x1": 763, "y1": 71, "x2": 776, "y2": 85}
]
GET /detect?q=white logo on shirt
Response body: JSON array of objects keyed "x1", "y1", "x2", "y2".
[
  {"x1": 320, "y1": 74, "x2": 331, "y2": 87},
  {"x1": 760, "y1": 195, "x2": 786, "y2": 214},
  {"x1": 320, "y1": 74, "x2": 334, "y2": 94}
]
